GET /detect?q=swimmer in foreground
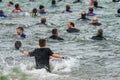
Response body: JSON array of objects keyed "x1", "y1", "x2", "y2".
[
  {"x1": 77, "y1": 11, "x2": 90, "y2": 21},
  {"x1": 73, "y1": 0, "x2": 81, "y2": 3},
  {"x1": 23, "y1": 39, "x2": 64, "y2": 72},
  {"x1": 7, "y1": 1, "x2": 14, "y2": 7},
  {"x1": 66, "y1": 22, "x2": 80, "y2": 33},
  {"x1": 12, "y1": 3, "x2": 23, "y2": 13},
  {"x1": 16, "y1": 27, "x2": 27, "y2": 39},
  {"x1": 115, "y1": 9, "x2": 120, "y2": 17},
  {"x1": 93, "y1": 1, "x2": 104, "y2": 8},
  {"x1": 91, "y1": 29, "x2": 106, "y2": 40},
  {"x1": 87, "y1": 7, "x2": 96, "y2": 16},
  {"x1": 0, "y1": 10, "x2": 7, "y2": 18},
  {"x1": 62, "y1": 5, "x2": 72, "y2": 13},
  {"x1": 39, "y1": 5, "x2": 46, "y2": 14},
  {"x1": 49, "y1": 28, "x2": 64, "y2": 40},
  {"x1": 90, "y1": 17, "x2": 102, "y2": 26}
]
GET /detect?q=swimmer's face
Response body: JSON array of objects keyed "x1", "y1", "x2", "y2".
[
  {"x1": 67, "y1": 23, "x2": 71, "y2": 28},
  {"x1": 16, "y1": 29, "x2": 23, "y2": 35},
  {"x1": 92, "y1": 19, "x2": 98, "y2": 23}
]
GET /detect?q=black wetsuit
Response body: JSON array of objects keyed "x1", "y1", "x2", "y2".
[
  {"x1": 67, "y1": 28, "x2": 80, "y2": 33},
  {"x1": 29, "y1": 48, "x2": 53, "y2": 72},
  {"x1": 91, "y1": 36, "x2": 105, "y2": 40},
  {"x1": 49, "y1": 35, "x2": 64, "y2": 40},
  {"x1": 94, "y1": 6, "x2": 104, "y2": 8},
  {"x1": 90, "y1": 23, "x2": 102, "y2": 26},
  {"x1": 113, "y1": 0, "x2": 120, "y2": 2},
  {"x1": 73, "y1": 0, "x2": 81, "y2": 3},
  {"x1": 77, "y1": 17, "x2": 90, "y2": 21},
  {"x1": 115, "y1": 14, "x2": 120, "y2": 17}
]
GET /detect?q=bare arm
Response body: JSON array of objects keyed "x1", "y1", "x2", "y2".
[
  {"x1": 23, "y1": 51, "x2": 29, "y2": 56},
  {"x1": 51, "y1": 53, "x2": 64, "y2": 59}
]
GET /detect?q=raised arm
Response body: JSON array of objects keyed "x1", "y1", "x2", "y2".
[{"x1": 23, "y1": 51, "x2": 29, "y2": 56}]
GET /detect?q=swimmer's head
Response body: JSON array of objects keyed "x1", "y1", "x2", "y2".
[
  {"x1": 97, "y1": 29, "x2": 103, "y2": 36},
  {"x1": 52, "y1": 28, "x2": 58, "y2": 36},
  {"x1": 94, "y1": 1, "x2": 98, "y2": 7},
  {"x1": 41, "y1": 17, "x2": 46, "y2": 24},
  {"x1": 92, "y1": 17, "x2": 98, "y2": 23},
  {"x1": 32, "y1": 8, "x2": 38, "y2": 13},
  {"x1": 39, "y1": 5, "x2": 45, "y2": 10},
  {"x1": 52, "y1": 0, "x2": 56, "y2": 5},
  {"x1": 7, "y1": 1, "x2": 14, "y2": 7},
  {"x1": 0, "y1": 0, "x2": 2, "y2": 2},
  {"x1": 117, "y1": 9, "x2": 120, "y2": 14},
  {"x1": 39, "y1": 39, "x2": 46, "y2": 47},
  {"x1": 15, "y1": 41, "x2": 22, "y2": 49},
  {"x1": 0, "y1": 10, "x2": 4, "y2": 14},
  {"x1": 15, "y1": 3, "x2": 20, "y2": 8},
  {"x1": 66, "y1": 5, "x2": 71, "y2": 11},
  {"x1": 88, "y1": 7, "x2": 94, "y2": 13},
  {"x1": 16, "y1": 27, "x2": 24, "y2": 35},
  {"x1": 68, "y1": 22, "x2": 75, "y2": 29},
  {"x1": 81, "y1": 11, "x2": 86, "y2": 18}
]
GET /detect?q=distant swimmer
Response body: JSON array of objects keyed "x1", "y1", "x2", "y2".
[
  {"x1": 73, "y1": 0, "x2": 81, "y2": 3},
  {"x1": 51, "y1": 0, "x2": 57, "y2": 7},
  {"x1": 22, "y1": 39, "x2": 64, "y2": 72},
  {"x1": 12, "y1": 3, "x2": 23, "y2": 13},
  {"x1": 77, "y1": 11, "x2": 90, "y2": 21},
  {"x1": 39, "y1": 5, "x2": 46, "y2": 14},
  {"x1": 112, "y1": 0, "x2": 120, "y2": 2},
  {"x1": 7, "y1": 1, "x2": 14, "y2": 7},
  {"x1": 0, "y1": 10, "x2": 7, "y2": 18},
  {"x1": 49, "y1": 28, "x2": 64, "y2": 40},
  {"x1": 90, "y1": 17, "x2": 102, "y2": 26},
  {"x1": 115, "y1": 9, "x2": 120, "y2": 17},
  {"x1": 16, "y1": 27, "x2": 27, "y2": 39},
  {"x1": 29, "y1": 0, "x2": 35, "y2": 1},
  {"x1": 66, "y1": 22, "x2": 80, "y2": 33},
  {"x1": 91, "y1": 29, "x2": 106, "y2": 40},
  {"x1": 93, "y1": 1, "x2": 104, "y2": 8},
  {"x1": 0, "y1": 0, "x2": 2, "y2": 2},
  {"x1": 87, "y1": 7, "x2": 96, "y2": 16},
  {"x1": 31, "y1": 8, "x2": 38, "y2": 17},
  {"x1": 41, "y1": 17, "x2": 47, "y2": 25},
  {"x1": 15, "y1": 41, "x2": 22, "y2": 49},
  {"x1": 62, "y1": 5, "x2": 72, "y2": 13},
  {"x1": 88, "y1": 0, "x2": 95, "y2": 6}
]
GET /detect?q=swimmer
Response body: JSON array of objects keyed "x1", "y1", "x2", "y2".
[
  {"x1": 29, "y1": 0, "x2": 35, "y2": 1},
  {"x1": 23, "y1": 39, "x2": 64, "y2": 72},
  {"x1": 93, "y1": 1, "x2": 104, "y2": 8},
  {"x1": 73, "y1": 0, "x2": 81, "y2": 3},
  {"x1": 91, "y1": 29, "x2": 106, "y2": 40},
  {"x1": 15, "y1": 41, "x2": 22, "y2": 50},
  {"x1": 62, "y1": 5, "x2": 72, "y2": 13},
  {"x1": 49, "y1": 28, "x2": 64, "y2": 40},
  {"x1": 12, "y1": 3, "x2": 23, "y2": 13},
  {"x1": 66, "y1": 22, "x2": 80, "y2": 33},
  {"x1": 31, "y1": 8, "x2": 38, "y2": 17},
  {"x1": 77, "y1": 11, "x2": 90, "y2": 21},
  {"x1": 112, "y1": 0, "x2": 120, "y2": 2},
  {"x1": 0, "y1": 10, "x2": 7, "y2": 18},
  {"x1": 87, "y1": 7, "x2": 96, "y2": 16},
  {"x1": 51, "y1": 0, "x2": 57, "y2": 7},
  {"x1": 0, "y1": 0, "x2": 2, "y2": 2},
  {"x1": 7, "y1": 1, "x2": 14, "y2": 7},
  {"x1": 89, "y1": 0, "x2": 95, "y2": 6},
  {"x1": 41, "y1": 17, "x2": 47, "y2": 24},
  {"x1": 115, "y1": 9, "x2": 120, "y2": 17},
  {"x1": 39, "y1": 5, "x2": 46, "y2": 14},
  {"x1": 90, "y1": 17, "x2": 102, "y2": 26},
  {"x1": 16, "y1": 27, "x2": 27, "y2": 39}
]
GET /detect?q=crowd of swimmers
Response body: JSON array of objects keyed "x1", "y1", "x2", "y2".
[{"x1": 1, "y1": 0, "x2": 119, "y2": 72}]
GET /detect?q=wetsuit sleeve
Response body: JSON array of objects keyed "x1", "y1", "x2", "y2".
[
  {"x1": 48, "y1": 48, "x2": 54, "y2": 56},
  {"x1": 29, "y1": 49, "x2": 36, "y2": 56}
]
